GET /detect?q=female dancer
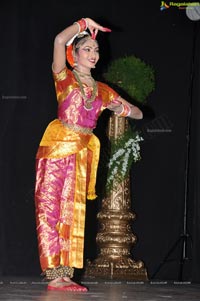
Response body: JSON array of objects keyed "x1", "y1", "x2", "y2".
[{"x1": 34, "y1": 17, "x2": 143, "y2": 291}]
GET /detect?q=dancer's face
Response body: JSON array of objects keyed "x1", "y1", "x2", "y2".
[{"x1": 75, "y1": 38, "x2": 99, "y2": 70}]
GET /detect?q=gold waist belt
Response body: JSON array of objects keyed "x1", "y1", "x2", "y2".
[{"x1": 61, "y1": 120, "x2": 93, "y2": 134}]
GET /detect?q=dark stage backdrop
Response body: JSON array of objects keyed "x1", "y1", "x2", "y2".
[{"x1": 1, "y1": 1, "x2": 200, "y2": 282}]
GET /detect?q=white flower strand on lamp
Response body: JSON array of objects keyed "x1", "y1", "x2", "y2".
[{"x1": 106, "y1": 133, "x2": 143, "y2": 193}]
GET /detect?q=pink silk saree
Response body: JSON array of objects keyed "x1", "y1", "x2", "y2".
[{"x1": 35, "y1": 67, "x2": 119, "y2": 272}]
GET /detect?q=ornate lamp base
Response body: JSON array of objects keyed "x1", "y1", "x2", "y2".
[
  {"x1": 85, "y1": 257, "x2": 148, "y2": 281},
  {"x1": 84, "y1": 209, "x2": 148, "y2": 281}
]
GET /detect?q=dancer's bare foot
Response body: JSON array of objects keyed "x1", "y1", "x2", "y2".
[
  {"x1": 62, "y1": 277, "x2": 88, "y2": 291},
  {"x1": 47, "y1": 277, "x2": 67, "y2": 290},
  {"x1": 47, "y1": 277, "x2": 88, "y2": 291}
]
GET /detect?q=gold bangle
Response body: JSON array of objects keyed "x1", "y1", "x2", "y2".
[
  {"x1": 74, "y1": 18, "x2": 87, "y2": 33},
  {"x1": 117, "y1": 104, "x2": 131, "y2": 117}
]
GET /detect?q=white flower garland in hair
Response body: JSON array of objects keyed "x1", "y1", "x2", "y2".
[{"x1": 106, "y1": 130, "x2": 143, "y2": 194}]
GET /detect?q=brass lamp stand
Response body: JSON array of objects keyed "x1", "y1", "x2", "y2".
[{"x1": 85, "y1": 115, "x2": 148, "y2": 280}]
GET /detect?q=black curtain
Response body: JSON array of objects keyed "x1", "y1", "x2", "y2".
[{"x1": 0, "y1": 1, "x2": 200, "y2": 282}]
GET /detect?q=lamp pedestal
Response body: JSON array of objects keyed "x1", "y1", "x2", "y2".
[{"x1": 85, "y1": 115, "x2": 148, "y2": 280}]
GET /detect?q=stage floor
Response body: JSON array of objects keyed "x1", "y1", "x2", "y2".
[{"x1": 0, "y1": 277, "x2": 200, "y2": 301}]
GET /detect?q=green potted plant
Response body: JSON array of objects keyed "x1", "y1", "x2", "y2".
[{"x1": 103, "y1": 55, "x2": 155, "y2": 194}]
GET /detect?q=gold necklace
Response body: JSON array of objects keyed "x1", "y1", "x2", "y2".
[{"x1": 73, "y1": 69, "x2": 97, "y2": 110}]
